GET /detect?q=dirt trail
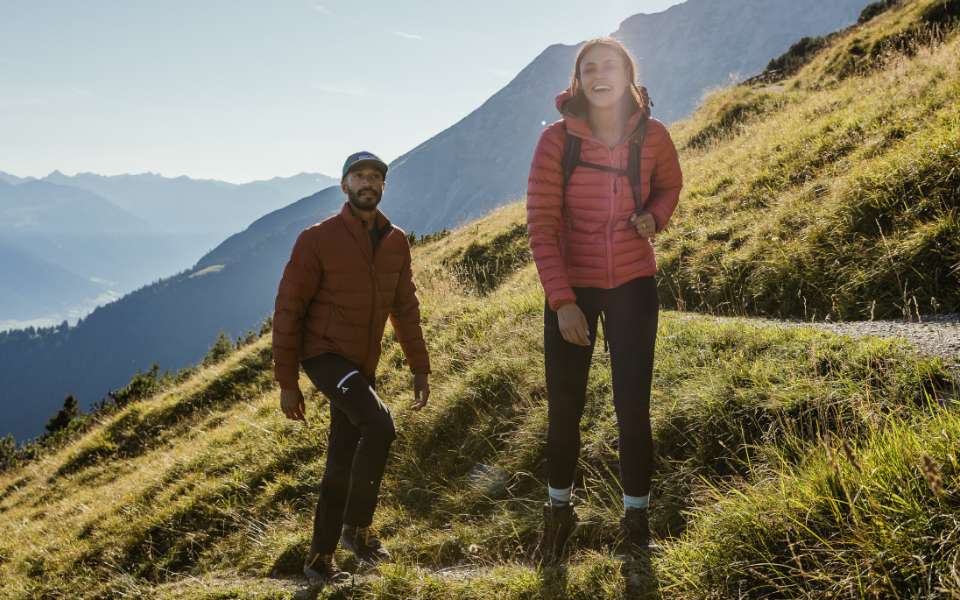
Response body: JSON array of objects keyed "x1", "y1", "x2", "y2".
[{"x1": 152, "y1": 558, "x2": 658, "y2": 599}]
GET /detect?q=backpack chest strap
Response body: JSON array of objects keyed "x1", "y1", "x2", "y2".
[
  {"x1": 575, "y1": 160, "x2": 630, "y2": 176},
  {"x1": 561, "y1": 122, "x2": 649, "y2": 214}
]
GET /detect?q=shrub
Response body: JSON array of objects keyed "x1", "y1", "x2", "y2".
[
  {"x1": 763, "y1": 35, "x2": 829, "y2": 79},
  {"x1": 408, "y1": 229, "x2": 451, "y2": 247},
  {"x1": 859, "y1": 0, "x2": 898, "y2": 24},
  {"x1": 108, "y1": 364, "x2": 162, "y2": 408},
  {"x1": 0, "y1": 434, "x2": 17, "y2": 471},
  {"x1": 202, "y1": 332, "x2": 234, "y2": 366},
  {"x1": 44, "y1": 395, "x2": 79, "y2": 435}
]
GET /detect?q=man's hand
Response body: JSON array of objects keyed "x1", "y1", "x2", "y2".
[
  {"x1": 411, "y1": 372, "x2": 430, "y2": 411},
  {"x1": 630, "y1": 211, "x2": 657, "y2": 240},
  {"x1": 280, "y1": 387, "x2": 307, "y2": 422},
  {"x1": 557, "y1": 303, "x2": 591, "y2": 346}
]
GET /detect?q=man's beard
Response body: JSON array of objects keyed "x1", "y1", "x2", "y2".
[{"x1": 347, "y1": 187, "x2": 382, "y2": 211}]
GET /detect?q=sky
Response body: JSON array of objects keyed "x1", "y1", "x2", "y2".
[{"x1": 0, "y1": 1, "x2": 684, "y2": 183}]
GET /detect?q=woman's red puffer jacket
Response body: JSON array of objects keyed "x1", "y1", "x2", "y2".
[{"x1": 526, "y1": 90, "x2": 683, "y2": 310}]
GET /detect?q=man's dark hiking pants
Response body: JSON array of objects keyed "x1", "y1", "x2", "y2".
[
  {"x1": 544, "y1": 275, "x2": 658, "y2": 499},
  {"x1": 301, "y1": 353, "x2": 396, "y2": 556}
]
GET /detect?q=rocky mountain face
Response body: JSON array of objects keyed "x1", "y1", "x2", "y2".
[{"x1": 380, "y1": 0, "x2": 871, "y2": 234}]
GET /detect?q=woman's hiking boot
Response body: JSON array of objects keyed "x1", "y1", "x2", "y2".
[
  {"x1": 618, "y1": 507, "x2": 658, "y2": 559},
  {"x1": 303, "y1": 552, "x2": 351, "y2": 586},
  {"x1": 538, "y1": 501, "x2": 579, "y2": 565},
  {"x1": 341, "y1": 525, "x2": 391, "y2": 564}
]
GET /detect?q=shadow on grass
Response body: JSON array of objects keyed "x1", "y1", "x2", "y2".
[
  {"x1": 623, "y1": 552, "x2": 660, "y2": 600},
  {"x1": 538, "y1": 564, "x2": 569, "y2": 598}
]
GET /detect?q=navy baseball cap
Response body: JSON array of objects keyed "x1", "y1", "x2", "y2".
[{"x1": 341, "y1": 151, "x2": 388, "y2": 180}]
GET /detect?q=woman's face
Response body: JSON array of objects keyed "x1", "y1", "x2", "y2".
[{"x1": 579, "y1": 45, "x2": 630, "y2": 110}]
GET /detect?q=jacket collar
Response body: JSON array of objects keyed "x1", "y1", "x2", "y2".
[
  {"x1": 339, "y1": 201, "x2": 393, "y2": 261},
  {"x1": 339, "y1": 200, "x2": 391, "y2": 230},
  {"x1": 554, "y1": 89, "x2": 646, "y2": 145}
]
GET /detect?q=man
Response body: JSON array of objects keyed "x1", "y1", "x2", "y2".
[{"x1": 272, "y1": 151, "x2": 431, "y2": 584}]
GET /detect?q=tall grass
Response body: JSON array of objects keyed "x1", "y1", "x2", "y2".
[{"x1": 660, "y1": 1, "x2": 960, "y2": 320}]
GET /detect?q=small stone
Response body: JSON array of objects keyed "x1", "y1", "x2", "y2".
[{"x1": 466, "y1": 463, "x2": 509, "y2": 498}]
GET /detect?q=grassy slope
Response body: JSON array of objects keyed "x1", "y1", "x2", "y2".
[
  {"x1": 3, "y1": 3, "x2": 960, "y2": 598},
  {"x1": 658, "y1": 0, "x2": 960, "y2": 320},
  {"x1": 0, "y1": 199, "x2": 956, "y2": 599}
]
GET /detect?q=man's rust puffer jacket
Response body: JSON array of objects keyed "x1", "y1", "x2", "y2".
[{"x1": 272, "y1": 201, "x2": 430, "y2": 390}]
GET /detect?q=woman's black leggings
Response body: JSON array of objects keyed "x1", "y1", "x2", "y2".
[{"x1": 544, "y1": 276, "x2": 659, "y2": 498}]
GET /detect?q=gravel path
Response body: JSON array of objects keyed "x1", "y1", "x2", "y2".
[
  {"x1": 802, "y1": 313, "x2": 960, "y2": 367},
  {"x1": 680, "y1": 312, "x2": 960, "y2": 369}
]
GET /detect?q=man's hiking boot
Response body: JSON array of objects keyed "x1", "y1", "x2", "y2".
[
  {"x1": 538, "y1": 501, "x2": 579, "y2": 565},
  {"x1": 618, "y1": 507, "x2": 658, "y2": 559},
  {"x1": 341, "y1": 525, "x2": 391, "y2": 564},
  {"x1": 303, "y1": 552, "x2": 350, "y2": 586}
]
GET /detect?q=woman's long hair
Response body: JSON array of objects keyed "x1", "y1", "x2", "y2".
[{"x1": 564, "y1": 37, "x2": 651, "y2": 119}]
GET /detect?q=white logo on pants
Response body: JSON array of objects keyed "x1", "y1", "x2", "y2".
[{"x1": 336, "y1": 370, "x2": 359, "y2": 395}]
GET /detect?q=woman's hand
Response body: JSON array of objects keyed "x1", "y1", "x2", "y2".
[
  {"x1": 557, "y1": 303, "x2": 591, "y2": 346},
  {"x1": 630, "y1": 211, "x2": 657, "y2": 240}
]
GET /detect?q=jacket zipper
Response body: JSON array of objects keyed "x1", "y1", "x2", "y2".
[
  {"x1": 606, "y1": 146, "x2": 617, "y2": 289},
  {"x1": 365, "y1": 229, "x2": 383, "y2": 373}
]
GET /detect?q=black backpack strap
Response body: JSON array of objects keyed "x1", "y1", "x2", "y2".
[
  {"x1": 577, "y1": 160, "x2": 628, "y2": 175},
  {"x1": 627, "y1": 117, "x2": 650, "y2": 215},
  {"x1": 561, "y1": 125, "x2": 581, "y2": 191},
  {"x1": 560, "y1": 124, "x2": 583, "y2": 218},
  {"x1": 562, "y1": 117, "x2": 649, "y2": 216}
]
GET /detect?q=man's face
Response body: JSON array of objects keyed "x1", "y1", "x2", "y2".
[{"x1": 342, "y1": 166, "x2": 385, "y2": 211}]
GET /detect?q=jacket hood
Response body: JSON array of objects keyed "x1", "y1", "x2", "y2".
[{"x1": 555, "y1": 89, "x2": 576, "y2": 114}]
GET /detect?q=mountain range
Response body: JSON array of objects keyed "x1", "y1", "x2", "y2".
[
  {"x1": 36, "y1": 170, "x2": 338, "y2": 235},
  {"x1": 0, "y1": 171, "x2": 336, "y2": 328},
  {"x1": 0, "y1": 186, "x2": 346, "y2": 442}
]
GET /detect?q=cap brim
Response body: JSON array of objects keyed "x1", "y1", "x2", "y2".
[{"x1": 345, "y1": 159, "x2": 388, "y2": 177}]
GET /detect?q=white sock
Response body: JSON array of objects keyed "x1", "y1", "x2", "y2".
[
  {"x1": 623, "y1": 493, "x2": 650, "y2": 510},
  {"x1": 548, "y1": 485, "x2": 572, "y2": 505}
]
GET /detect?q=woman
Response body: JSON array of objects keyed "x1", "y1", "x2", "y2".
[{"x1": 526, "y1": 37, "x2": 682, "y2": 563}]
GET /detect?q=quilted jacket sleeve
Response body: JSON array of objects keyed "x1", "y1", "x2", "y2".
[
  {"x1": 644, "y1": 122, "x2": 683, "y2": 233},
  {"x1": 390, "y1": 237, "x2": 431, "y2": 374},
  {"x1": 271, "y1": 229, "x2": 322, "y2": 390},
  {"x1": 526, "y1": 124, "x2": 577, "y2": 311}
]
